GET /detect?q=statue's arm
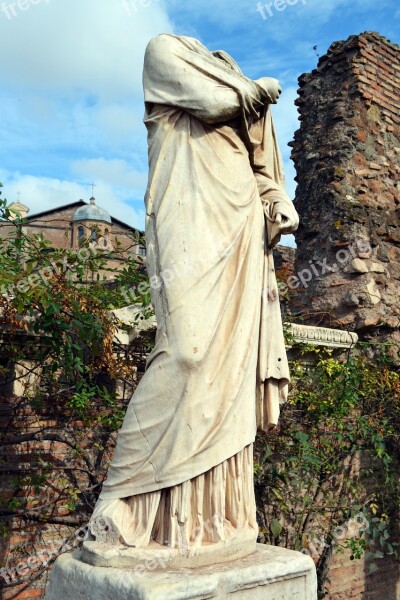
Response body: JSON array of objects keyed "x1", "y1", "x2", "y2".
[
  {"x1": 249, "y1": 112, "x2": 299, "y2": 246},
  {"x1": 256, "y1": 176, "x2": 299, "y2": 247},
  {"x1": 258, "y1": 186, "x2": 298, "y2": 248},
  {"x1": 143, "y1": 34, "x2": 272, "y2": 124}
]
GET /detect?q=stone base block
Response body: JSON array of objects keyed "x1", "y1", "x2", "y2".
[
  {"x1": 45, "y1": 544, "x2": 317, "y2": 599},
  {"x1": 81, "y1": 531, "x2": 256, "y2": 570}
]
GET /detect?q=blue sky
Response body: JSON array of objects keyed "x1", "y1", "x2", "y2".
[{"x1": 0, "y1": 0, "x2": 399, "y2": 241}]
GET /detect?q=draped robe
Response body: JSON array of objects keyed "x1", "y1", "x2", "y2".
[{"x1": 90, "y1": 34, "x2": 299, "y2": 547}]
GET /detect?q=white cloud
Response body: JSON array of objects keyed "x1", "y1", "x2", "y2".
[
  {"x1": 2, "y1": 0, "x2": 396, "y2": 249},
  {"x1": 0, "y1": 171, "x2": 146, "y2": 230},
  {"x1": 0, "y1": 0, "x2": 174, "y2": 101},
  {"x1": 0, "y1": 0, "x2": 170, "y2": 217},
  {"x1": 93, "y1": 102, "x2": 146, "y2": 145},
  {"x1": 71, "y1": 158, "x2": 148, "y2": 195}
]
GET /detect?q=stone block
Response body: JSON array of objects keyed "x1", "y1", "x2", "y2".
[
  {"x1": 344, "y1": 258, "x2": 369, "y2": 273},
  {"x1": 45, "y1": 545, "x2": 317, "y2": 600},
  {"x1": 81, "y1": 532, "x2": 257, "y2": 570}
]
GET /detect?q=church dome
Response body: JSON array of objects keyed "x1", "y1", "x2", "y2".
[{"x1": 72, "y1": 197, "x2": 112, "y2": 224}]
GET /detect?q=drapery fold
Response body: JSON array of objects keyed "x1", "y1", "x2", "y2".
[
  {"x1": 97, "y1": 34, "x2": 298, "y2": 504},
  {"x1": 90, "y1": 445, "x2": 256, "y2": 548}
]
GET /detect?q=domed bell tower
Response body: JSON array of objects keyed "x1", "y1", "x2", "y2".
[{"x1": 71, "y1": 197, "x2": 112, "y2": 250}]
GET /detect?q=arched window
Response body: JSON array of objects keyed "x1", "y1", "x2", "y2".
[
  {"x1": 78, "y1": 226, "x2": 85, "y2": 239},
  {"x1": 102, "y1": 228, "x2": 111, "y2": 249},
  {"x1": 90, "y1": 228, "x2": 98, "y2": 241}
]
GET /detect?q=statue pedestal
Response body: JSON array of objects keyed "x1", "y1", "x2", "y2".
[
  {"x1": 45, "y1": 544, "x2": 317, "y2": 599},
  {"x1": 80, "y1": 531, "x2": 257, "y2": 570}
]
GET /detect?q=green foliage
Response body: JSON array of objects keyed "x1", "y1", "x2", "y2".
[
  {"x1": 0, "y1": 186, "x2": 153, "y2": 586},
  {"x1": 255, "y1": 344, "x2": 400, "y2": 597},
  {"x1": 0, "y1": 185, "x2": 152, "y2": 402},
  {"x1": 1, "y1": 186, "x2": 399, "y2": 597}
]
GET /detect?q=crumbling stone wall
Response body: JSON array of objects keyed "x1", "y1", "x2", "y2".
[
  {"x1": 290, "y1": 31, "x2": 400, "y2": 600},
  {"x1": 291, "y1": 32, "x2": 400, "y2": 353}
]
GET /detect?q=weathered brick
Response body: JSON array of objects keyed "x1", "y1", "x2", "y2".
[{"x1": 292, "y1": 32, "x2": 400, "y2": 599}]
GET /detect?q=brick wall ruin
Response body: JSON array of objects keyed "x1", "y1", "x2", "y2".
[
  {"x1": 290, "y1": 31, "x2": 400, "y2": 599},
  {"x1": 291, "y1": 32, "x2": 400, "y2": 355}
]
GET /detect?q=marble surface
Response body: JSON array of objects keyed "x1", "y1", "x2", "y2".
[
  {"x1": 81, "y1": 530, "x2": 256, "y2": 570},
  {"x1": 45, "y1": 544, "x2": 317, "y2": 599}
]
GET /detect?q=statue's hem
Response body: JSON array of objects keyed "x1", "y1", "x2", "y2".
[{"x1": 81, "y1": 530, "x2": 257, "y2": 570}]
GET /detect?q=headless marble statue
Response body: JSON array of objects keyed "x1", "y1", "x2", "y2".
[{"x1": 85, "y1": 33, "x2": 299, "y2": 564}]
